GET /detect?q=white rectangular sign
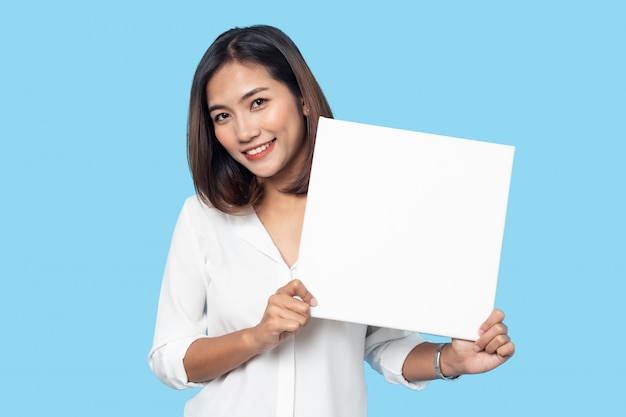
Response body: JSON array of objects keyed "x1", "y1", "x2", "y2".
[{"x1": 298, "y1": 117, "x2": 514, "y2": 341}]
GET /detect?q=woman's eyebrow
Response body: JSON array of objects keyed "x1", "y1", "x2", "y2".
[
  {"x1": 208, "y1": 87, "x2": 270, "y2": 114},
  {"x1": 239, "y1": 87, "x2": 269, "y2": 103},
  {"x1": 208, "y1": 103, "x2": 226, "y2": 113}
]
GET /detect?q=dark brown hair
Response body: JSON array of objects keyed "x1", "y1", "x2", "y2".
[{"x1": 187, "y1": 25, "x2": 333, "y2": 213}]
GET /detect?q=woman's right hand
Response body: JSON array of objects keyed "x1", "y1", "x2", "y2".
[
  {"x1": 184, "y1": 279, "x2": 317, "y2": 383},
  {"x1": 249, "y1": 279, "x2": 317, "y2": 352}
]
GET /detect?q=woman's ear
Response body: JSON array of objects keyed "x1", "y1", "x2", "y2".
[{"x1": 301, "y1": 97, "x2": 309, "y2": 116}]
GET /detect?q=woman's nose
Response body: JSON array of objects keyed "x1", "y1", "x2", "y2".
[{"x1": 235, "y1": 115, "x2": 261, "y2": 143}]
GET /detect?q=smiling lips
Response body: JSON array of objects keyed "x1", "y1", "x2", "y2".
[{"x1": 243, "y1": 139, "x2": 276, "y2": 160}]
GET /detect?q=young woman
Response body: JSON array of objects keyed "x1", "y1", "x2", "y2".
[{"x1": 149, "y1": 25, "x2": 515, "y2": 417}]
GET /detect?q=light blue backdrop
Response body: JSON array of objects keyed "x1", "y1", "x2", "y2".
[{"x1": 1, "y1": 1, "x2": 624, "y2": 415}]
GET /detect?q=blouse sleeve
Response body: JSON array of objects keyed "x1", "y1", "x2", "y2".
[
  {"x1": 364, "y1": 326, "x2": 430, "y2": 390},
  {"x1": 148, "y1": 198, "x2": 210, "y2": 389}
]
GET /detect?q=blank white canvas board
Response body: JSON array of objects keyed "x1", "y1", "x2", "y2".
[{"x1": 298, "y1": 117, "x2": 515, "y2": 341}]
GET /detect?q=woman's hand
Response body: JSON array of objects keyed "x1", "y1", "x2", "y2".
[
  {"x1": 249, "y1": 279, "x2": 317, "y2": 352},
  {"x1": 183, "y1": 279, "x2": 316, "y2": 383},
  {"x1": 443, "y1": 309, "x2": 515, "y2": 376}
]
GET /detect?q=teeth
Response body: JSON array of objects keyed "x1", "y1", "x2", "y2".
[{"x1": 246, "y1": 140, "x2": 273, "y2": 155}]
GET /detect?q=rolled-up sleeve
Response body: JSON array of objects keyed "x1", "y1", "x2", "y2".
[
  {"x1": 364, "y1": 326, "x2": 429, "y2": 390},
  {"x1": 148, "y1": 198, "x2": 210, "y2": 390},
  {"x1": 149, "y1": 336, "x2": 206, "y2": 389}
]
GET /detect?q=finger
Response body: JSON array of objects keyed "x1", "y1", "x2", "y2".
[
  {"x1": 482, "y1": 336, "x2": 515, "y2": 361},
  {"x1": 474, "y1": 321, "x2": 508, "y2": 352},
  {"x1": 267, "y1": 293, "x2": 311, "y2": 317},
  {"x1": 277, "y1": 279, "x2": 317, "y2": 307},
  {"x1": 269, "y1": 316, "x2": 307, "y2": 333},
  {"x1": 478, "y1": 309, "x2": 505, "y2": 336},
  {"x1": 496, "y1": 340, "x2": 516, "y2": 358},
  {"x1": 264, "y1": 303, "x2": 309, "y2": 332},
  {"x1": 483, "y1": 333, "x2": 510, "y2": 355}
]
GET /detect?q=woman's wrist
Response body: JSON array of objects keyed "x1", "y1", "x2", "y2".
[
  {"x1": 438, "y1": 343, "x2": 463, "y2": 378},
  {"x1": 242, "y1": 326, "x2": 265, "y2": 355}
]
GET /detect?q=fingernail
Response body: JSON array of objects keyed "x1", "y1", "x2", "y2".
[
  {"x1": 474, "y1": 344, "x2": 482, "y2": 352},
  {"x1": 478, "y1": 329, "x2": 485, "y2": 336},
  {"x1": 310, "y1": 297, "x2": 318, "y2": 307}
]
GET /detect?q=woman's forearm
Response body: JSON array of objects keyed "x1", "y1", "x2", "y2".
[
  {"x1": 402, "y1": 309, "x2": 514, "y2": 382},
  {"x1": 183, "y1": 328, "x2": 261, "y2": 383},
  {"x1": 402, "y1": 342, "x2": 461, "y2": 382}
]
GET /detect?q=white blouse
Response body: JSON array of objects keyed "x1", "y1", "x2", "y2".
[{"x1": 149, "y1": 196, "x2": 428, "y2": 417}]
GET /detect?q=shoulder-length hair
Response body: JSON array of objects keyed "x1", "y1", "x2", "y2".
[{"x1": 187, "y1": 25, "x2": 333, "y2": 214}]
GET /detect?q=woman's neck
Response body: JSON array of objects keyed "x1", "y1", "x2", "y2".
[{"x1": 254, "y1": 189, "x2": 307, "y2": 268}]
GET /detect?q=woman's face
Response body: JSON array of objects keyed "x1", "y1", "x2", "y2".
[{"x1": 206, "y1": 61, "x2": 307, "y2": 186}]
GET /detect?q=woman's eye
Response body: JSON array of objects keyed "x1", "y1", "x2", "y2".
[
  {"x1": 214, "y1": 112, "x2": 229, "y2": 122},
  {"x1": 252, "y1": 98, "x2": 266, "y2": 108}
]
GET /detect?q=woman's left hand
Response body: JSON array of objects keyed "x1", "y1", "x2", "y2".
[{"x1": 447, "y1": 309, "x2": 515, "y2": 375}]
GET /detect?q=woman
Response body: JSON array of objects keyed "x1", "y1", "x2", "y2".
[{"x1": 149, "y1": 25, "x2": 514, "y2": 417}]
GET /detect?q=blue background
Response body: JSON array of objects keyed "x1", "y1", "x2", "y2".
[{"x1": 1, "y1": 0, "x2": 624, "y2": 415}]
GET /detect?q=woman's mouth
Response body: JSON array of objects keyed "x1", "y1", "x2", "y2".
[{"x1": 243, "y1": 139, "x2": 276, "y2": 159}]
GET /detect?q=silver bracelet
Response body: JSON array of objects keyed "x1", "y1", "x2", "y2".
[{"x1": 434, "y1": 343, "x2": 460, "y2": 381}]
